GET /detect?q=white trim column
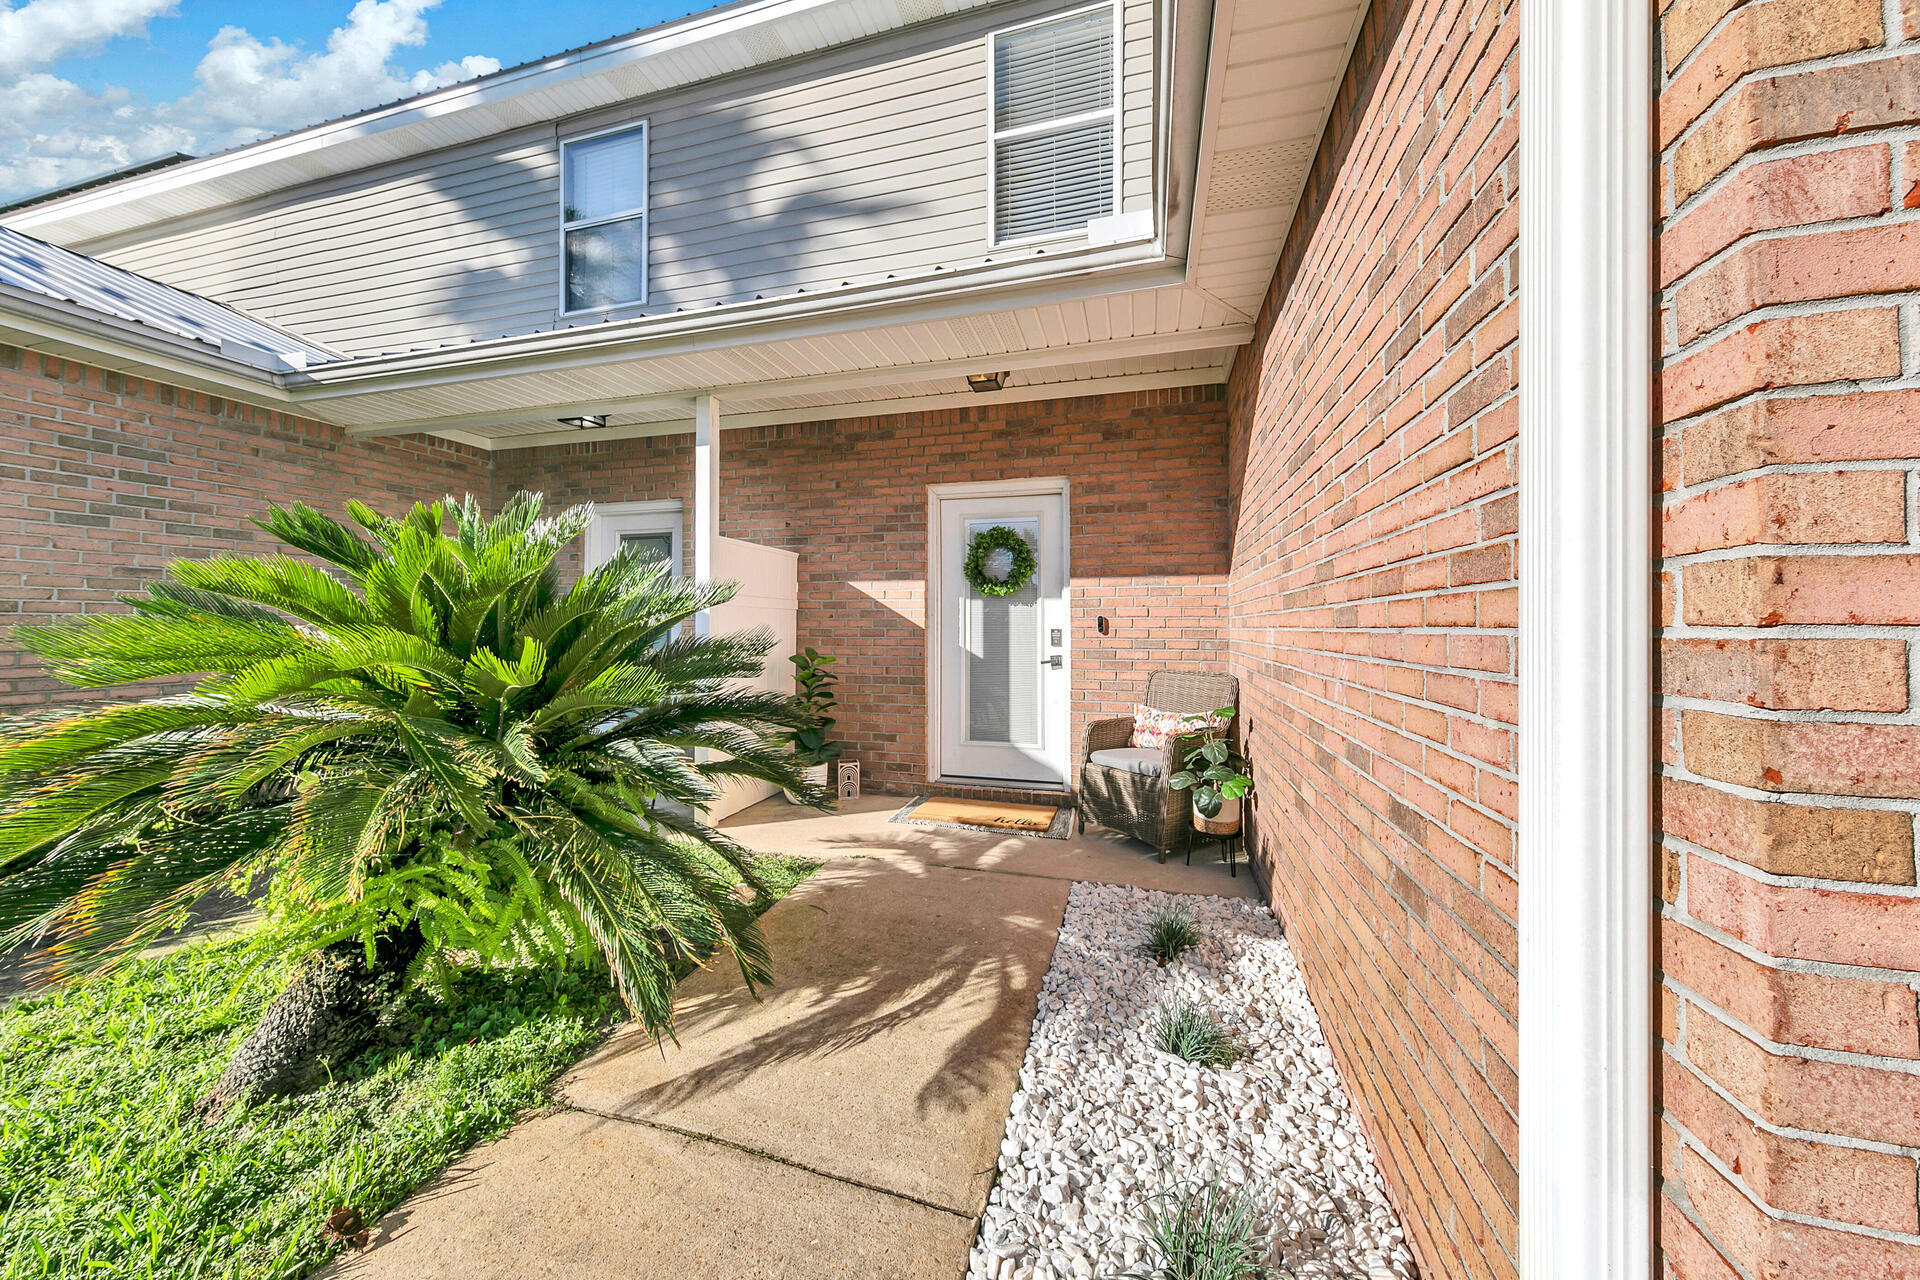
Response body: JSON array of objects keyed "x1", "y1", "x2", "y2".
[
  {"x1": 1517, "y1": 0, "x2": 1652, "y2": 1277},
  {"x1": 693, "y1": 392, "x2": 720, "y2": 636}
]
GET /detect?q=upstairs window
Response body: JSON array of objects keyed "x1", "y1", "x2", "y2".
[
  {"x1": 989, "y1": 4, "x2": 1117, "y2": 245},
  {"x1": 562, "y1": 124, "x2": 648, "y2": 312}
]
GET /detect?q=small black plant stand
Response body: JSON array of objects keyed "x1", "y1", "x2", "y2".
[{"x1": 1184, "y1": 823, "x2": 1241, "y2": 877}]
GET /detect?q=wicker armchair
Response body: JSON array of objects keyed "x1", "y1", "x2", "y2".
[{"x1": 1077, "y1": 670, "x2": 1239, "y2": 860}]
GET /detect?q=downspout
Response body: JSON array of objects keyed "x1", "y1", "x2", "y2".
[{"x1": 1516, "y1": 0, "x2": 1654, "y2": 1276}]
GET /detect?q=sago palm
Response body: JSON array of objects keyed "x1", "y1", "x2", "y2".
[{"x1": 0, "y1": 493, "x2": 822, "y2": 1113}]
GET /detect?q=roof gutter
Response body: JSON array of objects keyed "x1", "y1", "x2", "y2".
[
  {"x1": 0, "y1": 285, "x2": 296, "y2": 402},
  {"x1": 288, "y1": 240, "x2": 1183, "y2": 405},
  {"x1": 1161, "y1": 0, "x2": 1218, "y2": 269}
]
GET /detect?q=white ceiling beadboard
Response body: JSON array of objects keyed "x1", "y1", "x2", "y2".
[
  {"x1": 303, "y1": 281, "x2": 1250, "y2": 434},
  {"x1": 456, "y1": 345, "x2": 1239, "y2": 450},
  {"x1": 1185, "y1": 0, "x2": 1367, "y2": 318}
]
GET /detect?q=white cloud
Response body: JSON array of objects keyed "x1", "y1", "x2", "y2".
[
  {"x1": 0, "y1": 0, "x2": 178, "y2": 78},
  {"x1": 190, "y1": 0, "x2": 498, "y2": 131},
  {"x1": 0, "y1": 0, "x2": 501, "y2": 200}
]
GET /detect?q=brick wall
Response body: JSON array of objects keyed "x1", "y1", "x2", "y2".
[
  {"x1": 0, "y1": 344, "x2": 1230, "y2": 792},
  {"x1": 0, "y1": 346, "x2": 491, "y2": 706},
  {"x1": 495, "y1": 389, "x2": 1232, "y2": 794},
  {"x1": 1655, "y1": 3, "x2": 1920, "y2": 1276},
  {"x1": 1222, "y1": 2, "x2": 1519, "y2": 1278}
]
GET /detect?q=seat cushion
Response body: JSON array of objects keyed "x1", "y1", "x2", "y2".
[{"x1": 1088, "y1": 747, "x2": 1163, "y2": 776}]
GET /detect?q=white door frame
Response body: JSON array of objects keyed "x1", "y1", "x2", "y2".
[
  {"x1": 584, "y1": 499, "x2": 683, "y2": 574},
  {"x1": 926, "y1": 476, "x2": 1072, "y2": 787},
  {"x1": 1517, "y1": 0, "x2": 1652, "y2": 1276}
]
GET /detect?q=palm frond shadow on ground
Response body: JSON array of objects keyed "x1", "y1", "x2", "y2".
[{"x1": 574, "y1": 855, "x2": 1058, "y2": 1123}]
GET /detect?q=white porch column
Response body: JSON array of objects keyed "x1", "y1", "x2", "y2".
[
  {"x1": 692, "y1": 393, "x2": 720, "y2": 636},
  {"x1": 1517, "y1": 0, "x2": 1652, "y2": 1278}
]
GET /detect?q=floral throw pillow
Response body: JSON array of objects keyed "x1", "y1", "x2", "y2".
[{"x1": 1130, "y1": 704, "x2": 1226, "y2": 752}]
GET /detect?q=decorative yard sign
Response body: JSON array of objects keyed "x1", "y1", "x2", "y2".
[{"x1": 964, "y1": 525, "x2": 1036, "y2": 597}]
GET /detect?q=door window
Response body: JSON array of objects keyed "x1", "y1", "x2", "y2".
[
  {"x1": 619, "y1": 531, "x2": 675, "y2": 570},
  {"x1": 965, "y1": 518, "x2": 1042, "y2": 746}
]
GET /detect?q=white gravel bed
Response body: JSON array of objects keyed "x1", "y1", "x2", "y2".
[{"x1": 967, "y1": 882, "x2": 1415, "y2": 1280}]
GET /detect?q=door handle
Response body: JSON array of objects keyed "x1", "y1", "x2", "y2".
[{"x1": 1042, "y1": 655, "x2": 1063, "y2": 669}]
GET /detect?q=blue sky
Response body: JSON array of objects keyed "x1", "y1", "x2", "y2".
[{"x1": 0, "y1": 0, "x2": 720, "y2": 201}]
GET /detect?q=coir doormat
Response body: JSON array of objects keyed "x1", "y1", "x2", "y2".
[{"x1": 888, "y1": 796, "x2": 1074, "y2": 840}]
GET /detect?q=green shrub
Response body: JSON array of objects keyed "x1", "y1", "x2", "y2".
[
  {"x1": 1142, "y1": 903, "x2": 1201, "y2": 966},
  {"x1": 1151, "y1": 997, "x2": 1238, "y2": 1068},
  {"x1": 1131, "y1": 1180, "x2": 1270, "y2": 1280},
  {"x1": 0, "y1": 493, "x2": 825, "y2": 1106}
]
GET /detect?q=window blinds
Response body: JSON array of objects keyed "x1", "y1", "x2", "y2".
[{"x1": 991, "y1": 7, "x2": 1116, "y2": 243}]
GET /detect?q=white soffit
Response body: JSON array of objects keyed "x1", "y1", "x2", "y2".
[
  {"x1": 459, "y1": 346, "x2": 1237, "y2": 450},
  {"x1": 311, "y1": 283, "x2": 1249, "y2": 431},
  {"x1": 1185, "y1": 0, "x2": 1367, "y2": 317}
]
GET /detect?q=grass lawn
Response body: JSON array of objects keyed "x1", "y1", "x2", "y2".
[{"x1": 0, "y1": 852, "x2": 817, "y2": 1280}]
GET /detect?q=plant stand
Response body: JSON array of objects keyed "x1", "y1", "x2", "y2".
[{"x1": 1184, "y1": 817, "x2": 1241, "y2": 878}]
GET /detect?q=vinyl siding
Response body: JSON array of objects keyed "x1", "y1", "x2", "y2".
[{"x1": 74, "y1": 0, "x2": 1160, "y2": 358}]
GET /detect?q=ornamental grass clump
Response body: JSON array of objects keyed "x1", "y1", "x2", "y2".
[
  {"x1": 1142, "y1": 903, "x2": 1201, "y2": 966},
  {"x1": 1131, "y1": 1179, "x2": 1270, "y2": 1280},
  {"x1": 0, "y1": 492, "x2": 826, "y2": 1118},
  {"x1": 1151, "y1": 997, "x2": 1238, "y2": 1068}
]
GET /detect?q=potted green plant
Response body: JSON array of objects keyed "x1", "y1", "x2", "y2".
[
  {"x1": 786, "y1": 647, "x2": 844, "y2": 803},
  {"x1": 1168, "y1": 707, "x2": 1254, "y2": 834}
]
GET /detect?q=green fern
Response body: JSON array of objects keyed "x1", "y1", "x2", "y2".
[{"x1": 0, "y1": 492, "x2": 825, "y2": 1035}]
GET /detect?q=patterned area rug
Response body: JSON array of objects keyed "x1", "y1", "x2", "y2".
[{"x1": 888, "y1": 796, "x2": 1075, "y2": 840}]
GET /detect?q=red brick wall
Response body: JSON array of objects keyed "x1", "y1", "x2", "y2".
[
  {"x1": 0, "y1": 346, "x2": 491, "y2": 706},
  {"x1": 494, "y1": 390, "x2": 1232, "y2": 794},
  {"x1": 1655, "y1": 3, "x2": 1920, "y2": 1276},
  {"x1": 1222, "y1": 2, "x2": 1519, "y2": 1278},
  {"x1": 0, "y1": 345, "x2": 1228, "y2": 791}
]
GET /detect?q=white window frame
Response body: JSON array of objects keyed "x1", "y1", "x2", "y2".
[
  {"x1": 558, "y1": 120, "x2": 650, "y2": 317},
  {"x1": 984, "y1": 1, "x2": 1123, "y2": 249},
  {"x1": 584, "y1": 500, "x2": 682, "y2": 577}
]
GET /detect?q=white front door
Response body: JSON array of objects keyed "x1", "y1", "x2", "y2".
[{"x1": 933, "y1": 482, "x2": 1070, "y2": 786}]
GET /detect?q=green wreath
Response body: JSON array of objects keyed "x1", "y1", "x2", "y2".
[{"x1": 963, "y1": 525, "x2": 1037, "y2": 597}]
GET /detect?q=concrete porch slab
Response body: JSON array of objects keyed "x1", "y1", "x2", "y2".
[
  {"x1": 319, "y1": 792, "x2": 1264, "y2": 1278},
  {"x1": 721, "y1": 793, "x2": 1262, "y2": 899},
  {"x1": 560, "y1": 854, "x2": 1067, "y2": 1217},
  {"x1": 317, "y1": 1109, "x2": 976, "y2": 1280}
]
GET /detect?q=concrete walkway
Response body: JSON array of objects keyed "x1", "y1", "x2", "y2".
[{"x1": 323, "y1": 796, "x2": 1256, "y2": 1280}]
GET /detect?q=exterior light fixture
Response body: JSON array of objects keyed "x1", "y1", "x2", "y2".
[
  {"x1": 966, "y1": 371, "x2": 1009, "y2": 393},
  {"x1": 558, "y1": 413, "x2": 607, "y2": 430}
]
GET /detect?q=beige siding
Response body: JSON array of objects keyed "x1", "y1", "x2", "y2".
[
  {"x1": 1121, "y1": 0, "x2": 1157, "y2": 214},
  {"x1": 74, "y1": 0, "x2": 1159, "y2": 357}
]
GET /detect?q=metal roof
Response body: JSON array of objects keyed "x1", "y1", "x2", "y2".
[
  {"x1": 0, "y1": 154, "x2": 197, "y2": 218},
  {"x1": 0, "y1": 225, "x2": 339, "y2": 370}
]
